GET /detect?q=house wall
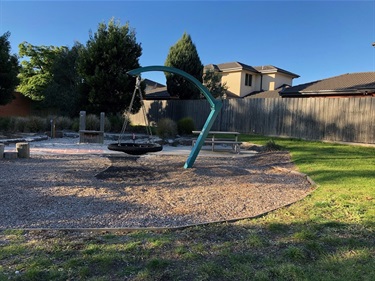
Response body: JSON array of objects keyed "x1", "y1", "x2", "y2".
[
  {"x1": 262, "y1": 73, "x2": 293, "y2": 90},
  {"x1": 0, "y1": 92, "x2": 32, "y2": 117},
  {"x1": 221, "y1": 71, "x2": 242, "y2": 97},
  {"x1": 221, "y1": 71, "x2": 261, "y2": 97},
  {"x1": 239, "y1": 71, "x2": 261, "y2": 97},
  {"x1": 262, "y1": 73, "x2": 276, "y2": 90}
]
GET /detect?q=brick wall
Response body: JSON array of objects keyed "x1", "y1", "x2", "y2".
[{"x1": 0, "y1": 92, "x2": 32, "y2": 117}]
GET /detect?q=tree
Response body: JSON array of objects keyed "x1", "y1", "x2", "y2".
[
  {"x1": 77, "y1": 18, "x2": 143, "y2": 115},
  {"x1": 17, "y1": 42, "x2": 66, "y2": 101},
  {"x1": 164, "y1": 33, "x2": 203, "y2": 99},
  {"x1": 203, "y1": 69, "x2": 228, "y2": 99},
  {"x1": 0, "y1": 32, "x2": 19, "y2": 105},
  {"x1": 42, "y1": 43, "x2": 83, "y2": 117}
]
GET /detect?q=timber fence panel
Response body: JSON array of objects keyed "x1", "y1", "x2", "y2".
[
  {"x1": 324, "y1": 98, "x2": 336, "y2": 141},
  {"x1": 341, "y1": 98, "x2": 354, "y2": 142},
  {"x1": 358, "y1": 98, "x2": 369, "y2": 143},
  {"x1": 361, "y1": 97, "x2": 374, "y2": 144},
  {"x1": 316, "y1": 99, "x2": 325, "y2": 140},
  {"x1": 250, "y1": 99, "x2": 260, "y2": 134},
  {"x1": 266, "y1": 99, "x2": 277, "y2": 136},
  {"x1": 367, "y1": 98, "x2": 373, "y2": 143},
  {"x1": 228, "y1": 99, "x2": 237, "y2": 132},
  {"x1": 361, "y1": 98, "x2": 371, "y2": 143},
  {"x1": 306, "y1": 99, "x2": 317, "y2": 140},
  {"x1": 235, "y1": 99, "x2": 248, "y2": 133},
  {"x1": 371, "y1": 98, "x2": 375, "y2": 143},
  {"x1": 369, "y1": 98, "x2": 375, "y2": 143},
  {"x1": 280, "y1": 99, "x2": 291, "y2": 137},
  {"x1": 290, "y1": 98, "x2": 300, "y2": 138},
  {"x1": 258, "y1": 99, "x2": 267, "y2": 135},
  {"x1": 296, "y1": 98, "x2": 306, "y2": 139},
  {"x1": 218, "y1": 99, "x2": 229, "y2": 131},
  {"x1": 131, "y1": 97, "x2": 375, "y2": 144},
  {"x1": 244, "y1": 99, "x2": 256, "y2": 134}
]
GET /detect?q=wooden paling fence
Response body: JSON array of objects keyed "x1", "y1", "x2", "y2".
[{"x1": 130, "y1": 97, "x2": 375, "y2": 144}]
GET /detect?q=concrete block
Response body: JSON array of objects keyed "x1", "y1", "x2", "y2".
[
  {"x1": 16, "y1": 142, "x2": 30, "y2": 158},
  {"x1": 4, "y1": 152, "x2": 18, "y2": 159}
]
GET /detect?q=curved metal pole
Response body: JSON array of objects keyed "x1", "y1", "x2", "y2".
[{"x1": 127, "y1": 65, "x2": 223, "y2": 168}]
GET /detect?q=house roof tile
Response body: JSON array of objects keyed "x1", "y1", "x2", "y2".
[
  {"x1": 245, "y1": 90, "x2": 281, "y2": 99},
  {"x1": 143, "y1": 78, "x2": 165, "y2": 89},
  {"x1": 214, "y1": 62, "x2": 260, "y2": 73},
  {"x1": 254, "y1": 65, "x2": 300, "y2": 78},
  {"x1": 206, "y1": 62, "x2": 299, "y2": 78},
  {"x1": 281, "y1": 72, "x2": 375, "y2": 96}
]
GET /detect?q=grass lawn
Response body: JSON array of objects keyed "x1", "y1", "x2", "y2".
[{"x1": 1, "y1": 135, "x2": 374, "y2": 280}]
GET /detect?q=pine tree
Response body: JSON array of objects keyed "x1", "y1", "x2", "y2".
[{"x1": 165, "y1": 33, "x2": 203, "y2": 99}]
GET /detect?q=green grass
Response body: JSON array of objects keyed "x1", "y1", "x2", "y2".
[{"x1": 1, "y1": 135, "x2": 374, "y2": 280}]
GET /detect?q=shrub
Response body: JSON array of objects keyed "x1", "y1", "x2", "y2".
[
  {"x1": 6, "y1": 117, "x2": 17, "y2": 132},
  {"x1": 85, "y1": 114, "x2": 100, "y2": 130},
  {"x1": 177, "y1": 117, "x2": 195, "y2": 135},
  {"x1": 107, "y1": 114, "x2": 125, "y2": 133},
  {"x1": 71, "y1": 118, "x2": 80, "y2": 132},
  {"x1": 264, "y1": 139, "x2": 283, "y2": 151},
  {"x1": 104, "y1": 117, "x2": 111, "y2": 132},
  {"x1": 54, "y1": 116, "x2": 73, "y2": 130},
  {"x1": 26, "y1": 116, "x2": 47, "y2": 132},
  {"x1": 156, "y1": 118, "x2": 177, "y2": 139},
  {"x1": 13, "y1": 117, "x2": 27, "y2": 132},
  {"x1": 0, "y1": 117, "x2": 12, "y2": 132}
]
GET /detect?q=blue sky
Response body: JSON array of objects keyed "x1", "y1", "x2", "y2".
[{"x1": 1, "y1": 0, "x2": 374, "y2": 86}]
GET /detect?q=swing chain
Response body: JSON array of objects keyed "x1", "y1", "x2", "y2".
[{"x1": 118, "y1": 75, "x2": 153, "y2": 145}]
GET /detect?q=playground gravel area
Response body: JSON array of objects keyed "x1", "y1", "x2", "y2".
[{"x1": 0, "y1": 136, "x2": 314, "y2": 229}]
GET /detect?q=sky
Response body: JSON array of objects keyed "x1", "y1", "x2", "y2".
[{"x1": 1, "y1": 0, "x2": 374, "y2": 86}]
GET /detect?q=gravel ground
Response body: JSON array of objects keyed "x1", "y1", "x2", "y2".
[{"x1": 0, "y1": 150, "x2": 314, "y2": 229}]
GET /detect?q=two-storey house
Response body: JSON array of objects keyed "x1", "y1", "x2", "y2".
[{"x1": 204, "y1": 62, "x2": 300, "y2": 98}]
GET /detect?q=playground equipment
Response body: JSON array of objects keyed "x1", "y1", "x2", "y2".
[
  {"x1": 107, "y1": 75, "x2": 163, "y2": 155},
  {"x1": 108, "y1": 65, "x2": 222, "y2": 168}
]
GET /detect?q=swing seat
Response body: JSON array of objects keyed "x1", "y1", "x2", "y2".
[{"x1": 107, "y1": 143, "x2": 163, "y2": 155}]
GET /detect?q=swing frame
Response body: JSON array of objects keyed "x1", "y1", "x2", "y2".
[
  {"x1": 107, "y1": 76, "x2": 163, "y2": 155},
  {"x1": 127, "y1": 66, "x2": 222, "y2": 168}
]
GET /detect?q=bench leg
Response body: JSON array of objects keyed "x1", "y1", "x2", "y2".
[{"x1": 234, "y1": 144, "x2": 241, "y2": 154}]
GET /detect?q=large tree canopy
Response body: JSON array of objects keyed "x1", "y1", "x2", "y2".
[
  {"x1": 0, "y1": 32, "x2": 19, "y2": 105},
  {"x1": 77, "y1": 18, "x2": 143, "y2": 115},
  {"x1": 17, "y1": 42, "x2": 66, "y2": 101},
  {"x1": 164, "y1": 32, "x2": 203, "y2": 99},
  {"x1": 42, "y1": 43, "x2": 82, "y2": 117}
]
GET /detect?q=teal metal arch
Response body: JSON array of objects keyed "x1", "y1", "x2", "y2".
[{"x1": 127, "y1": 66, "x2": 223, "y2": 168}]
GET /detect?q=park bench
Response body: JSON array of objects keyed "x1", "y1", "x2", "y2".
[
  {"x1": 192, "y1": 131, "x2": 242, "y2": 153},
  {"x1": 78, "y1": 111, "x2": 105, "y2": 144}
]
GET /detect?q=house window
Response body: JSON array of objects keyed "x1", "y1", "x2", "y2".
[{"x1": 245, "y1": 73, "x2": 252, "y2": 86}]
